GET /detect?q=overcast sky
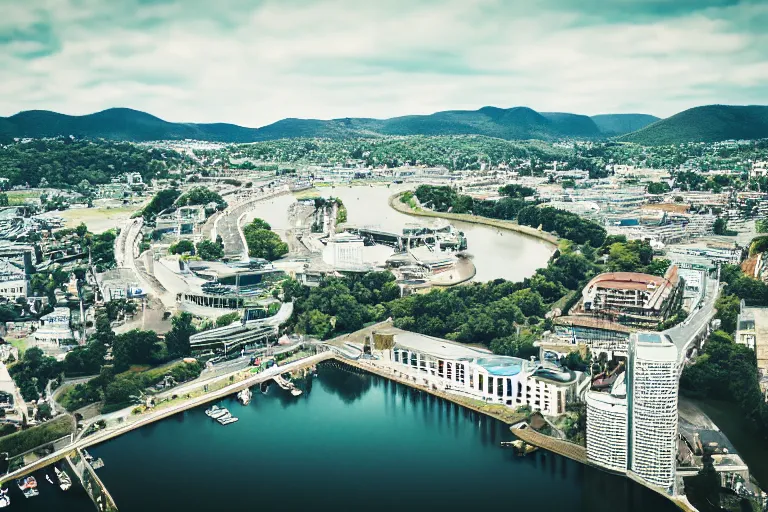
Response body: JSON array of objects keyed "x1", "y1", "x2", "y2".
[{"x1": 2, "y1": 0, "x2": 767, "y2": 126}]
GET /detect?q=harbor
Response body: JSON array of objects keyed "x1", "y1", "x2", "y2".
[{"x1": 84, "y1": 363, "x2": 679, "y2": 512}]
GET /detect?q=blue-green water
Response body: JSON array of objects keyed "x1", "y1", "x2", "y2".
[{"x1": 47, "y1": 363, "x2": 678, "y2": 511}]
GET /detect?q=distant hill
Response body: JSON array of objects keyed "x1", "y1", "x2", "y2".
[
  {"x1": 619, "y1": 105, "x2": 768, "y2": 145},
  {"x1": 590, "y1": 114, "x2": 660, "y2": 136},
  {"x1": 0, "y1": 106, "x2": 650, "y2": 143}
]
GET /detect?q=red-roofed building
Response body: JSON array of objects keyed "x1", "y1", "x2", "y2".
[{"x1": 581, "y1": 265, "x2": 682, "y2": 323}]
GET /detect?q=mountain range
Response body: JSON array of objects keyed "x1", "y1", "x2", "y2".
[
  {"x1": 1, "y1": 104, "x2": 766, "y2": 145},
  {"x1": 0, "y1": 107, "x2": 658, "y2": 144}
]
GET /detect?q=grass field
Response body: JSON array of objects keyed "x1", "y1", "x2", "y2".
[
  {"x1": 54, "y1": 206, "x2": 136, "y2": 233},
  {"x1": 6, "y1": 191, "x2": 41, "y2": 205}
]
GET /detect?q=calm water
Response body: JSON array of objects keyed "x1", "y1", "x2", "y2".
[
  {"x1": 69, "y1": 363, "x2": 680, "y2": 512},
  {"x1": 0, "y1": 465, "x2": 92, "y2": 511},
  {"x1": 244, "y1": 184, "x2": 555, "y2": 282}
]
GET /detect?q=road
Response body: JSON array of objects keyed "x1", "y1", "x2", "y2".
[
  {"x1": 216, "y1": 186, "x2": 290, "y2": 260},
  {"x1": 663, "y1": 276, "x2": 719, "y2": 363}
]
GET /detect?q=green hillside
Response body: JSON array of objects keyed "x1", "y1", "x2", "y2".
[
  {"x1": 619, "y1": 105, "x2": 768, "y2": 145},
  {"x1": 590, "y1": 114, "x2": 660, "y2": 135},
  {"x1": 0, "y1": 106, "x2": 608, "y2": 142}
]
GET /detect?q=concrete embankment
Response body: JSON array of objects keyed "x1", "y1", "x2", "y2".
[
  {"x1": 340, "y1": 358, "x2": 697, "y2": 512},
  {"x1": 0, "y1": 352, "x2": 332, "y2": 486},
  {"x1": 388, "y1": 192, "x2": 559, "y2": 247}
]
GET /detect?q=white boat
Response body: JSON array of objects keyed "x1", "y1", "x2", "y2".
[
  {"x1": 0, "y1": 488, "x2": 10, "y2": 508},
  {"x1": 208, "y1": 408, "x2": 229, "y2": 420},
  {"x1": 290, "y1": 388, "x2": 303, "y2": 396},
  {"x1": 46, "y1": 474, "x2": 53, "y2": 484},
  {"x1": 55, "y1": 467, "x2": 72, "y2": 491},
  {"x1": 237, "y1": 388, "x2": 252, "y2": 406},
  {"x1": 218, "y1": 416, "x2": 239, "y2": 425},
  {"x1": 205, "y1": 405, "x2": 221, "y2": 417}
]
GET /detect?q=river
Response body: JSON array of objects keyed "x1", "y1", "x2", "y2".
[
  {"x1": 242, "y1": 184, "x2": 555, "y2": 283},
  {"x1": 69, "y1": 363, "x2": 676, "y2": 512}
]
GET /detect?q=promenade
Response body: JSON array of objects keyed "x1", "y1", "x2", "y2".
[
  {"x1": 389, "y1": 192, "x2": 559, "y2": 246},
  {"x1": 0, "y1": 352, "x2": 332, "y2": 485}
]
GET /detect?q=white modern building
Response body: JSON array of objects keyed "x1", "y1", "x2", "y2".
[
  {"x1": 323, "y1": 232, "x2": 364, "y2": 269},
  {"x1": 586, "y1": 373, "x2": 628, "y2": 473},
  {"x1": 586, "y1": 332, "x2": 679, "y2": 495},
  {"x1": 627, "y1": 332, "x2": 679, "y2": 493},
  {"x1": 387, "y1": 331, "x2": 583, "y2": 416},
  {"x1": 33, "y1": 307, "x2": 75, "y2": 346},
  {"x1": 0, "y1": 259, "x2": 28, "y2": 299}
]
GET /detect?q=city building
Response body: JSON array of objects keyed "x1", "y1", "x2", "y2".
[
  {"x1": 323, "y1": 232, "x2": 364, "y2": 269},
  {"x1": 387, "y1": 330, "x2": 584, "y2": 416},
  {"x1": 550, "y1": 315, "x2": 632, "y2": 358},
  {"x1": 627, "y1": 332, "x2": 679, "y2": 493},
  {"x1": 580, "y1": 265, "x2": 682, "y2": 324},
  {"x1": 586, "y1": 332, "x2": 679, "y2": 494},
  {"x1": 586, "y1": 373, "x2": 628, "y2": 473},
  {"x1": 0, "y1": 259, "x2": 28, "y2": 299},
  {"x1": 735, "y1": 304, "x2": 768, "y2": 399},
  {"x1": 33, "y1": 307, "x2": 75, "y2": 345}
]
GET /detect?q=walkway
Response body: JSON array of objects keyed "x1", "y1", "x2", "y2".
[{"x1": 0, "y1": 352, "x2": 331, "y2": 485}]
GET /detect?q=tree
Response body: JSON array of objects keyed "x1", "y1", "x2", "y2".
[
  {"x1": 104, "y1": 378, "x2": 141, "y2": 405},
  {"x1": 165, "y1": 313, "x2": 196, "y2": 358},
  {"x1": 714, "y1": 294, "x2": 741, "y2": 333},
  {"x1": 712, "y1": 217, "x2": 728, "y2": 235},
  {"x1": 196, "y1": 239, "x2": 224, "y2": 261},
  {"x1": 646, "y1": 182, "x2": 670, "y2": 195},
  {"x1": 113, "y1": 330, "x2": 161, "y2": 369},
  {"x1": 243, "y1": 219, "x2": 288, "y2": 261},
  {"x1": 296, "y1": 310, "x2": 332, "y2": 339},
  {"x1": 645, "y1": 258, "x2": 671, "y2": 276},
  {"x1": 169, "y1": 240, "x2": 195, "y2": 255},
  {"x1": 0, "y1": 193, "x2": 8, "y2": 206}
]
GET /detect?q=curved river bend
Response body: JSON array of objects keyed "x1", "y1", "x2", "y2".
[{"x1": 243, "y1": 184, "x2": 555, "y2": 282}]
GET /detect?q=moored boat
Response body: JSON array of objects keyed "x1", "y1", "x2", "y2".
[
  {"x1": 218, "y1": 416, "x2": 239, "y2": 425},
  {"x1": 237, "y1": 388, "x2": 252, "y2": 406},
  {"x1": 0, "y1": 488, "x2": 10, "y2": 508},
  {"x1": 16, "y1": 476, "x2": 37, "y2": 490},
  {"x1": 55, "y1": 467, "x2": 72, "y2": 491}
]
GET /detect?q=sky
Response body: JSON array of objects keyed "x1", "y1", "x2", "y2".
[{"x1": 1, "y1": 0, "x2": 767, "y2": 126}]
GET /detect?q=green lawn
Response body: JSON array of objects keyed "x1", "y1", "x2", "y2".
[{"x1": 6, "y1": 191, "x2": 40, "y2": 206}]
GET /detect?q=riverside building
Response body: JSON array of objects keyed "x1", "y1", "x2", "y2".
[
  {"x1": 586, "y1": 332, "x2": 679, "y2": 494},
  {"x1": 386, "y1": 331, "x2": 584, "y2": 416}
]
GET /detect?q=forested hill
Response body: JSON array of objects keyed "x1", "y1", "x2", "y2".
[
  {"x1": 590, "y1": 114, "x2": 660, "y2": 136},
  {"x1": 618, "y1": 105, "x2": 768, "y2": 145},
  {"x1": 0, "y1": 106, "x2": 654, "y2": 143}
]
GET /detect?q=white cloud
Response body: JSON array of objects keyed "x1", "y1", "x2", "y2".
[{"x1": 0, "y1": 0, "x2": 766, "y2": 125}]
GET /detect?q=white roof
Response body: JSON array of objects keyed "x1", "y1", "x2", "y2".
[{"x1": 393, "y1": 331, "x2": 491, "y2": 360}]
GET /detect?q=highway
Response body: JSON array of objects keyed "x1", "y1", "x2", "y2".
[{"x1": 663, "y1": 276, "x2": 720, "y2": 363}]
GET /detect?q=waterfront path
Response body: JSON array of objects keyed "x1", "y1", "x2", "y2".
[
  {"x1": 389, "y1": 192, "x2": 559, "y2": 246},
  {"x1": 216, "y1": 186, "x2": 290, "y2": 260},
  {"x1": 0, "y1": 352, "x2": 332, "y2": 485}
]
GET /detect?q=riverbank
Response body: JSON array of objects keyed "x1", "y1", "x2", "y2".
[
  {"x1": 388, "y1": 192, "x2": 559, "y2": 247},
  {"x1": 341, "y1": 356, "x2": 697, "y2": 512},
  {"x1": 0, "y1": 352, "x2": 332, "y2": 486}
]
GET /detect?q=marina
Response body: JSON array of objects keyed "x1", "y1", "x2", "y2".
[{"x1": 80, "y1": 363, "x2": 680, "y2": 512}]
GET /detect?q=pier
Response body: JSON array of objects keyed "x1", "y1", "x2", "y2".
[
  {"x1": 0, "y1": 352, "x2": 332, "y2": 488},
  {"x1": 67, "y1": 448, "x2": 119, "y2": 512}
]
